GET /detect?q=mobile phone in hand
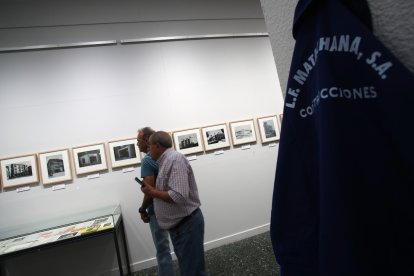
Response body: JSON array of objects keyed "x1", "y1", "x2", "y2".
[{"x1": 135, "y1": 177, "x2": 145, "y2": 186}]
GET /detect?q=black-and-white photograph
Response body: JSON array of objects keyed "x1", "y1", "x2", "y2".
[
  {"x1": 72, "y1": 144, "x2": 108, "y2": 175},
  {"x1": 173, "y1": 129, "x2": 205, "y2": 155},
  {"x1": 206, "y1": 129, "x2": 226, "y2": 145},
  {"x1": 1, "y1": 155, "x2": 39, "y2": 187},
  {"x1": 113, "y1": 144, "x2": 136, "y2": 161},
  {"x1": 108, "y1": 139, "x2": 140, "y2": 169},
  {"x1": 263, "y1": 119, "x2": 276, "y2": 138},
  {"x1": 5, "y1": 162, "x2": 33, "y2": 180},
  {"x1": 177, "y1": 134, "x2": 199, "y2": 150},
  {"x1": 38, "y1": 149, "x2": 72, "y2": 185},
  {"x1": 235, "y1": 125, "x2": 253, "y2": 139},
  {"x1": 77, "y1": 150, "x2": 102, "y2": 168},
  {"x1": 230, "y1": 119, "x2": 257, "y2": 146},
  {"x1": 257, "y1": 116, "x2": 280, "y2": 144},
  {"x1": 201, "y1": 124, "x2": 231, "y2": 151},
  {"x1": 46, "y1": 154, "x2": 65, "y2": 178}
]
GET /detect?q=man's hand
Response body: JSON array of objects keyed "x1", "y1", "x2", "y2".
[
  {"x1": 141, "y1": 182, "x2": 175, "y2": 203},
  {"x1": 141, "y1": 182, "x2": 155, "y2": 197},
  {"x1": 140, "y1": 210, "x2": 150, "y2": 223}
]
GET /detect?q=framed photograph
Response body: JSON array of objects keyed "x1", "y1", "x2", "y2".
[
  {"x1": 72, "y1": 143, "x2": 108, "y2": 175},
  {"x1": 201, "y1": 123, "x2": 231, "y2": 151},
  {"x1": 172, "y1": 128, "x2": 204, "y2": 155},
  {"x1": 0, "y1": 154, "x2": 39, "y2": 188},
  {"x1": 108, "y1": 138, "x2": 141, "y2": 168},
  {"x1": 38, "y1": 149, "x2": 73, "y2": 185},
  {"x1": 257, "y1": 115, "x2": 281, "y2": 143},
  {"x1": 229, "y1": 119, "x2": 257, "y2": 146}
]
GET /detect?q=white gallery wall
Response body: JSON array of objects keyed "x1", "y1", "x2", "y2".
[{"x1": 0, "y1": 0, "x2": 284, "y2": 274}]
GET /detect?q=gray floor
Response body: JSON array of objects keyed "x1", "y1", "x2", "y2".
[{"x1": 133, "y1": 231, "x2": 280, "y2": 276}]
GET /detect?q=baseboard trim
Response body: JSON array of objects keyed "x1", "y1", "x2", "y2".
[
  {"x1": 130, "y1": 223, "x2": 270, "y2": 272},
  {"x1": 131, "y1": 256, "x2": 159, "y2": 272},
  {"x1": 203, "y1": 223, "x2": 270, "y2": 251}
]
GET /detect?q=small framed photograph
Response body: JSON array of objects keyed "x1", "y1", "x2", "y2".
[
  {"x1": 172, "y1": 128, "x2": 204, "y2": 155},
  {"x1": 72, "y1": 143, "x2": 108, "y2": 175},
  {"x1": 108, "y1": 138, "x2": 141, "y2": 169},
  {"x1": 229, "y1": 119, "x2": 257, "y2": 146},
  {"x1": 257, "y1": 115, "x2": 281, "y2": 143},
  {"x1": 38, "y1": 149, "x2": 73, "y2": 185},
  {"x1": 201, "y1": 123, "x2": 231, "y2": 151},
  {"x1": 0, "y1": 154, "x2": 39, "y2": 188}
]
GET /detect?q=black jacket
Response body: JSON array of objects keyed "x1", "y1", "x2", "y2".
[{"x1": 271, "y1": 1, "x2": 414, "y2": 275}]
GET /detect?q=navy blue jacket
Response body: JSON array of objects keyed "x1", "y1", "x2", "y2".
[{"x1": 271, "y1": 1, "x2": 414, "y2": 275}]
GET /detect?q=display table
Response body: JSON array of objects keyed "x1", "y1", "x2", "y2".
[{"x1": 0, "y1": 205, "x2": 131, "y2": 276}]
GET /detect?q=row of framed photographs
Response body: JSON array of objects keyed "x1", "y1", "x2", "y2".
[
  {"x1": 0, "y1": 114, "x2": 282, "y2": 189},
  {"x1": 0, "y1": 140, "x2": 140, "y2": 189},
  {"x1": 172, "y1": 115, "x2": 282, "y2": 154}
]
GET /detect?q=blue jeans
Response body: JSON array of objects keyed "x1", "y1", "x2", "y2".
[
  {"x1": 147, "y1": 204, "x2": 175, "y2": 276},
  {"x1": 168, "y1": 208, "x2": 207, "y2": 276}
]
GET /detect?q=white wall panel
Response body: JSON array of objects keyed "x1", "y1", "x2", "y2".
[
  {"x1": 0, "y1": 37, "x2": 283, "y2": 272},
  {"x1": 0, "y1": 0, "x2": 284, "y2": 273}
]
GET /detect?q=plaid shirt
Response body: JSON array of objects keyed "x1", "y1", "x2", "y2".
[{"x1": 154, "y1": 148, "x2": 201, "y2": 229}]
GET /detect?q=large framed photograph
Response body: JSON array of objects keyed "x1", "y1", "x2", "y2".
[
  {"x1": 229, "y1": 119, "x2": 257, "y2": 146},
  {"x1": 38, "y1": 149, "x2": 73, "y2": 185},
  {"x1": 0, "y1": 154, "x2": 39, "y2": 188},
  {"x1": 172, "y1": 128, "x2": 204, "y2": 155},
  {"x1": 72, "y1": 143, "x2": 108, "y2": 175},
  {"x1": 201, "y1": 123, "x2": 231, "y2": 151},
  {"x1": 108, "y1": 138, "x2": 141, "y2": 168},
  {"x1": 257, "y1": 115, "x2": 281, "y2": 143}
]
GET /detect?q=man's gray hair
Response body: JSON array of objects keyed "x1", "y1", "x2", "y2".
[
  {"x1": 150, "y1": 131, "x2": 173, "y2": 148},
  {"x1": 138, "y1": 127, "x2": 155, "y2": 140}
]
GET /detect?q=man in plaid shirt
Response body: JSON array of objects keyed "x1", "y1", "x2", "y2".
[{"x1": 141, "y1": 131, "x2": 207, "y2": 276}]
